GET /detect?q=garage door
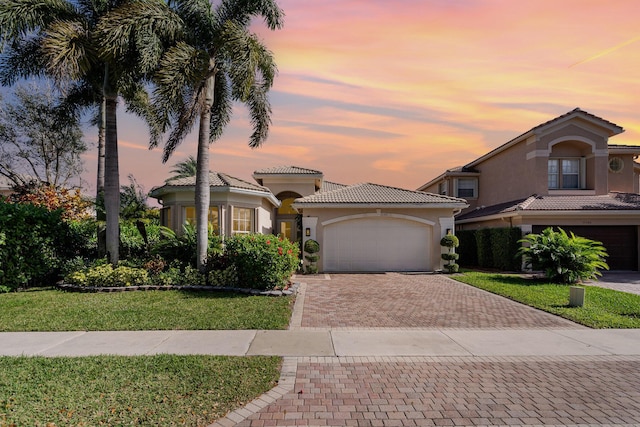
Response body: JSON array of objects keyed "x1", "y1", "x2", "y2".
[
  {"x1": 533, "y1": 225, "x2": 638, "y2": 271},
  {"x1": 323, "y1": 217, "x2": 431, "y2": 272}
]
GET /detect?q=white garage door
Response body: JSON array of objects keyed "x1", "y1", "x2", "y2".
[{"x1": 323, "y1": 217, "x2": 431, "y2": 272}]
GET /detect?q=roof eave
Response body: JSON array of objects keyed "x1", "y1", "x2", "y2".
[{"x1": 293, "y1": 202, "x2": 469, "y2": 209}]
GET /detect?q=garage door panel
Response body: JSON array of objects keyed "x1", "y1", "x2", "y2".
[{"x1": 324, "y1": 217, "x2": 431, "y2": 272}]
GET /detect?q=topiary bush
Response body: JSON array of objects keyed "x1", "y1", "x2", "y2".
[
  {"x1": 303, "y1": 239, "x2": 320, "y2": 274},
  {"x1": 225, "y1": 234, "x2": 299, "y2": 290},
  {"x1": 440, "y1": 234, "x2": 460, "y2": 273},
  {"x1": 517, "y1": 227, "x2": 609, "y2": 284}
]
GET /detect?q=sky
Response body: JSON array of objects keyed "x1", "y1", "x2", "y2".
[{"x1": 79, "y1": 0, "x2": 640, "y2": 201}]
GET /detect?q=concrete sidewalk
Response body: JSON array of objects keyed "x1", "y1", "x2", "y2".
[{"x1": 2, "y1": 327, "x2": 640, "y2": 357}]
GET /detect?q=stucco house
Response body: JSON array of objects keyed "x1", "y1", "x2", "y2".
[
  {"x1": 150, "y1": 166, "x2": 468, "y2": 272},
  {"x1": 417, "y1": 108, "x2": 640, "y2": 271}
]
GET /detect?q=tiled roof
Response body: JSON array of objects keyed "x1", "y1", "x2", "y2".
[
  {"x1": 294, "y1": 182, "x2": 467, "y2": 205},
  {"x1": 151, "y1": 172, "x2": 271, "y2": 195},
  {"x1": 531, "y1": 108, "x2": 623, "y2": 134},
  {"x1": 253, "y1": 166, "x2": 323, "y2": 175},
  {"x1": 457, "y1": 192, "x2": 640, "y2": 221},
  {"x1": 319, "y1": 181, "x2": 349, "y2": 193},
  {"x1": 465, "y1": 108, "x2": 624, "y2": 169}
]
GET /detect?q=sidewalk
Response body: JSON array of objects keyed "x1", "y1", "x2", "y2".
[{"x1": 3, "y1": 327, "x2": 640, "y2": 357}]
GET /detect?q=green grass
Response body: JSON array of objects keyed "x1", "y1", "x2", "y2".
[
  {"x1": 455, "y1": 271, "x2": 640, "y2": 328},
  {"x1": 0, "y1": 355, "x2": 280, "y2": 426},
  {"x1": 0, "y1": 289, "x2": 292, "y2": 331}
]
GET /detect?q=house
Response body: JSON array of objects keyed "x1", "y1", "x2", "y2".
[
  {"x1": 0, "y1": 175, "x2": 12, "y2": 198},
  {"x1": 150, "y1": 166, "x2": 468, "y2": 272},
  {"x1": 417, "y1": 108, "x2": 640, "y2": 271}
]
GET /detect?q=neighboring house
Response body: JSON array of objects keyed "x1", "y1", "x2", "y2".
[
  {"x1": 150, "y1": 166, "x2": 468, "y2": 272},
  {"x1": 417, "y1": 108, "x2": 640, "y2": 271}
]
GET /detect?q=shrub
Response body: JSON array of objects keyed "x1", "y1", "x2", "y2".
[
  {"x1": 456, "y1": 230, "x2": 477, "y2": 267},
  {"x1": 65, "y1": 264, "x2": 150, "y2": 287},
  {"x1": 0, "y1": 200, "x2": 79, "y2": 290},
  {"x1": 517, "y1": 227, "x2": 609, "y2": 284},
  {"x1": 225, "y1": 234, "x2": 299, "y2": 290},
  {"x1": 303, "y1": 239, "x2": 320, "y2": 274},
  {"x1": 440, "y1": 234, "x2": 459, "y2": 274},
  {"x1": 151, "y1": 223, "x2": 222, "y2": 267}
]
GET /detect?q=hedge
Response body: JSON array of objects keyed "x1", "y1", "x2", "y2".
[{"x1": 457, "y1": 227, "x2": 522, "y2": 271}]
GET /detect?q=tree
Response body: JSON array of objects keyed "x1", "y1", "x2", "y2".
[
  {"x1": 0, "y1": 83, "x2": 86, "y2": 187},
  {"x1": 0, "y1": 0, "x2": 178, "y2": 264},
  {"x1": 169, "y1": 155, "x2": 197, "y2": 179},
  {"x1": 102, "y1": 0, "x2": 284, "y2": 270}
]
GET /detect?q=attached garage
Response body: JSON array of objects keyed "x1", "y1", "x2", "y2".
[
  {"x1": 292, "y1": 182, "x2": 469, "y2": 273},
  {"x1": 323, "y1": 216, "x2": 432, "y2": 272},
  {"x1": 533, "y1": 225, "x2": 638, "y2": 271}
]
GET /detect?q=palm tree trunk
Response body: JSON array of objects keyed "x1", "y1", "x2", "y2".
[
  {"x1": 104, "y1": 69, "x2": 120, "y2": 265},
  {"x1": 96, "y1": 96, "x2": 106, "y2": 211},
  {"x1": 195, "y1": 74, "x2": 215, "y2": 271},
  {"x1": 96, "y1": 96, "x2": 107, "y2": 257}
]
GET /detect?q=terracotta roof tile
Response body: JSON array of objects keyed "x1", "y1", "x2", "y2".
[
  {"x1": 151, "y1": 171, "x2": 271, "y2": 195},
  {"x1": 295, "y1": 182, "x2": 467, "y2": 205},
  {"x1": 457, "y1": 192, "x2": 640, "y2": 221},
  {"x1": 253, "y1": 166, "x2": 323, "y2": 175}
]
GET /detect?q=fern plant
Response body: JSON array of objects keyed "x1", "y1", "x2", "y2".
[{"x1": 517, "y1": 227, "x2": 609, "y2": 284}]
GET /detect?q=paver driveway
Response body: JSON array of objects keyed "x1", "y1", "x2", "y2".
[
  {"x1": 217, "y1": 273, "x2": 640, "y2": 427},
  {"x1": 299, "y1": 273, "x2": 580, "y2": 329}
]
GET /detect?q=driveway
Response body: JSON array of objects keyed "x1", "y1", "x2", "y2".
[
  {"x1": 215, "y1": 273, "x2": 640, "y2": 427},
  {"x1": 298, "y1": 273, "x2": 580, "y2": 329},
  {"x1": 587, "y1": 271, "x2": 640, "y2": 295}
]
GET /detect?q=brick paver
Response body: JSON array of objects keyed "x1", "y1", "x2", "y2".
[
  {"x1": 236, "y1": 356, "x2": 640, "y2": 426},
  {"x1": 301, "y1": 274, "x2": 580, "y2": 329}
]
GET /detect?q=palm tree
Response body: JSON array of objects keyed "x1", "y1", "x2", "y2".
[
  {"x1": 169, "y1": 155, "x2": 198, "y2": 179},
  {"x1": 101, "y1": 0, "x2": 284, "y2": 270},
  {"x1": 0, "y1": 0, "x2": 177, "y2": 264}
]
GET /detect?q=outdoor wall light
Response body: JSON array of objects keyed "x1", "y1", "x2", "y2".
[{"x1": 305, "y1": 228, "x2": 311, "y2": 236}]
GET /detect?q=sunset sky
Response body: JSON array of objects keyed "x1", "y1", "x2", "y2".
[{"x1": 80, "y1": 0, "x2": 640, "y2": 200}]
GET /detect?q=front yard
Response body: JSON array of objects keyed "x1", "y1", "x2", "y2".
[
  {"x1": 0, "y1": 355, "x2": 280, "y2": 426},
  {"x1": 454, "y1": 271, "x2": 640, "y2": 328},
  {"x1": 0, "y1": 288, "x2": 293, "y2": 331}
]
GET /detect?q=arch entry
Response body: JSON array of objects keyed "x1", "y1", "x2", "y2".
[{"x1": 275, "y1": 191, "x2": 302, "y2": 242}]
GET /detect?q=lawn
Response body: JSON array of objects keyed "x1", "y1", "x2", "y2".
[
  {"x1": 0, "y1": 289, "x2": 293, "y2": 331},
  {"x1": 454, "y1": 271, "x2": 640, "y2": 328},
  {"x1": 0, "y1": 355, "x2": 280, "y2": 426}
]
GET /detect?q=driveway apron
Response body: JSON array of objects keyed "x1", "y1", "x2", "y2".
[{"x1": 213, "y1": 273, "x2": 640, "y2": 427}]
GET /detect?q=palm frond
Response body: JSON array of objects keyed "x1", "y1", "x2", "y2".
[
  {"x1": 154, "y1": 42, "x2": 209, "y2": 107},
  {"x1": 0, "y1": 38, "x2": 47, "y2": 85},
  {"x1": 246, "y1": 80, "x2": 271, "y2": 148},
  {"x1": 0, "y1": 0, "x2": 79, "y2": 42},
  {"x1": 172, "y1": 0, "x2": 215, "y2": 46},
  {"x1": 217, "y1": 0, "x2": 284, "y2": 31},
  {"x1": 96, "y1": 0, "x2": 183, "y2": 71},
  {"x1": 209, "y1": 68, "x2": 231, "y2": 141},
  {"x1": 42, "y1": 19, "x2": 96, "y2": 81},
  {"x1": 162, "y1": 90, "x2": 201, "y2": 161}
]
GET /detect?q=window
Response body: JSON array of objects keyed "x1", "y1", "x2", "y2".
[
  {"x1": 455, "y1": 178, "x2": 477, "y2": 198},
  {"x1": 548, "y1": 159, "x2": 581, "y2": 189},
  {"x1": 233, "y1": 207, "x2": 253, "y2": 234},
  {"x1": 184, "y1": 206, "x2": 219, "y2": 234},
  {"x1": 609, "y1": 157, "x2": 624, "y2": 173}
]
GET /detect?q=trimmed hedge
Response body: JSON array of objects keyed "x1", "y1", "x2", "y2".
[
  {"x1": 0, "y1": 200, "x2": 80, "y2": 290},
  {"x1": 457, "y1": 227, "x2": 522, "y2": 271}
]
